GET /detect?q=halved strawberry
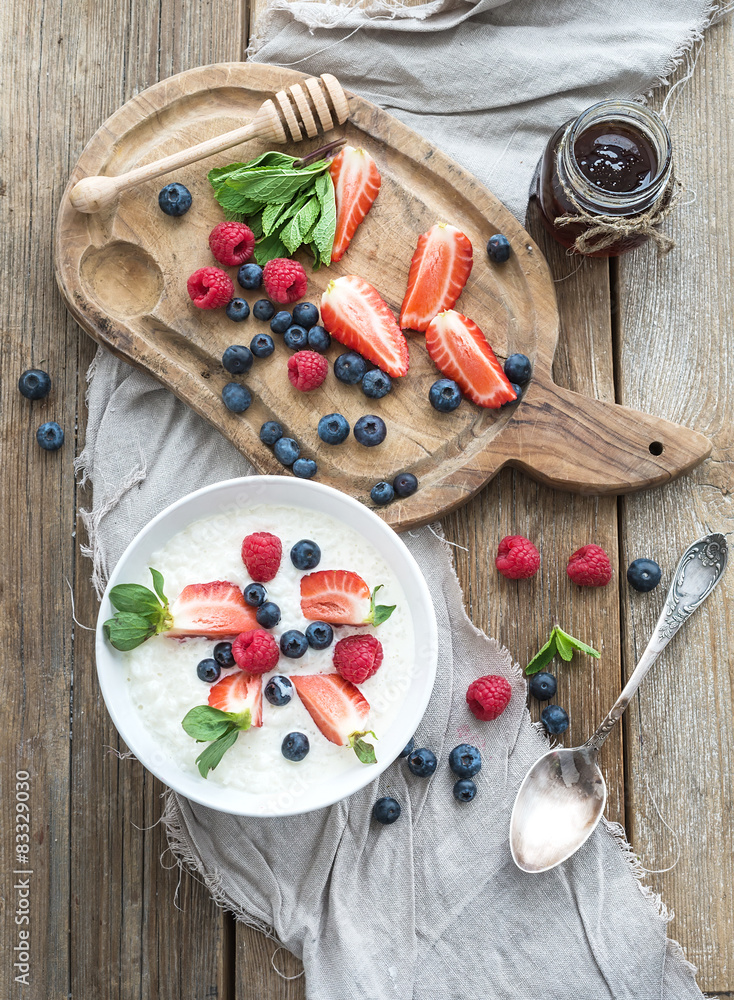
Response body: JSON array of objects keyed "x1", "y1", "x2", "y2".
[
  {"x1": 320, "y1": 276, "x2": 409, "y2": 378},
  {"x1": 167, "y1": 581, "x2": 258, "y2": 639},
  {"x1": 425, "y1": 310, "x2": 517, "y2": 408},
  {"x1": 300, "y1": 571, "x2": 395, "y2": 626},
  {"x1": 207, "y1": 671, "x2": 263, "y2": 727},
  {"x1": 291, "y1": 674, "x2": 369, "y2": 746},
  {"x1": 400, "y1": 223, "x2": 473, "y2": 332},
  {"x1": 329, "y1": 146, "x2": 381, "y2": 262}
]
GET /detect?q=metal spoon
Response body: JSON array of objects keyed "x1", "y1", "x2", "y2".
[{"x1": 510, "y1": 533, "x2": 728, "y2": 873}]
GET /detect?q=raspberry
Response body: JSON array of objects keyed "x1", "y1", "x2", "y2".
[
  {"x1": 333, "y1": 634, "x2": 383, "y2": 684},
  {"x1": 232, "y1": 629, "x2": 279, "y2": 674},
  {"x1": 262, "y1": 258, "x2": 308, "y2": 304},
  {"x1": 208, "y1": 222, "x2": 255, "y2": 267},
  {"x1": 466, "y1": 675, "x2": 512, "y2": 721},
  {"x1": 495, "y1": 535, "x2": 540, "y2": 580},
  {"x1": 241, "y1": 531, "x2": 282, "y2": 582},
  {"x1": 187, "y1": 267, "x2": 234, "y2": 309},
  {"x1": 287, "y1": 351, "x2": 328, "y2": 392},
  {"x1": 567, "y1": 544, "x2": 612, "y2": 587}
]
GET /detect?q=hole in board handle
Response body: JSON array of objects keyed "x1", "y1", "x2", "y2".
[{"x1": 649, "y1": 441, "x2": 664, "y2": 456}]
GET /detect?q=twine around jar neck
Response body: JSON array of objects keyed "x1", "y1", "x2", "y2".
[{"x1": 554, "y1": 173, "x2": 682, "y2": 255}]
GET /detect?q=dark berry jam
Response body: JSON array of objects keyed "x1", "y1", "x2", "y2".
[{"x1": 574, "y1": 124, "x2": 656, "y2": 194}]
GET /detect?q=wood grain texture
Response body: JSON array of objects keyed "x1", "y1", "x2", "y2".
[
  {"x1": 55, "y1": 62, "x2": 710, "y2": 533},
  {"x1": 616, "y1": 15, "x2": 734, "y2": 992}
]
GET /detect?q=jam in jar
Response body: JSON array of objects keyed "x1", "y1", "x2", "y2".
[{"x1": 532, "y1": 100, "x2": 674, "y2": 257}]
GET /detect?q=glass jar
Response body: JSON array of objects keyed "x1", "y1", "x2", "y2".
[{"x1": 532, "y1": 100, "x2": 674, "y2": 257}]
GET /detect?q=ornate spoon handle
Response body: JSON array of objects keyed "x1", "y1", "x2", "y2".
[{"x1": 586, "y1": 533, "x2": 728, "y2": 752}]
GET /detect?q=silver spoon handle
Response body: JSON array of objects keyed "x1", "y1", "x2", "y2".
[{"x1": 586, "y1": 533, "x2": 728, "y2": 753}]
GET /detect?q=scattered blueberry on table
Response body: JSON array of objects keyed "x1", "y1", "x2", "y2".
[
  {"x1": 280, "y1": 629, "x2": 309, "y2": 658},
  {"x1": 260, "y1": 421, "x2": 284, "y2": 446},
  {"x1": 213, "y1": 641, "x2": 236, "y2": 667},
  {"x1": 373, "y1": 797, "x2": 401, "y2": 825},
  {"x1": 225, "y1": 298, "x2": 250, "y2": 322},
  {"x1": 503, "y1": 353, "x2": 532, "y2": 385},
  {"x1": 256, "y1": 601, "x2": 281, "y2": 629},
  {"x1": 253, "y1": 299, "x2": 275, "y2": 321},
  {"x1": 307, "y1": 326, "x2": 331, "y2": 352},
  {"x1": 222, "y1": 344, "x2": 253, "y2": 374},
  {"x1": 237, "y1": 263, "x2": 263, "y2": 290},
  {"x1": 221, "y1": 382, "x2": 251, "y2": 413},
  {"x1": 542, "y1": 704, "x2": 569, "y2": 735},
  {"x1": 243, "y1": 583, "x2": 267, "y2": 607},
  {"x1": 36, "y1": 421, "x2": 64, "y2": 451},
  {"x1": 282, "y1": 732, "x2": 310, "y2": 761},
  {"x1": 196, "y1": 657, "x2": 221, "y2": 683},
  {"x1": 399, "y1": 737, "x2": 415, "y2": 759},
  {"x1": 627, "y1": 558, "x2": 662, "y2": 592},
  {"x1": 362, "y1": 370, "x2": 392, "y2": 399},
  {"x1": 393, "y1": 472, "x2": 418, "y2": 498},
  {"x1": 407, "y1": 747, "x2": 437, "y2": 777},
  {"x1": 318, "y1": 413, "x2": 350, "y2": 445},
  {"x1": 292, "y1": 301, "x2": 319, "y2": 329},
  {"x1": 291, "y1": 539, "x2": 321, "y2": 570},
  {"x1": 334, "y1": 352, "x2": 367, "y2": 385},
  {"x1": 305, "y1": 621, "x2": 333, "y2": 650},
  {"x1": 18, "y1": 369, "x2": 51, "y2": 400},
  {"x1": 429, "y1": 378, "x2": 462, "y2": 412},
  {"x1": 265, "y1": 675, "x2": 293, "y2": 706},
  {"x1": 487, "y1": 233, "x2": 511, "y2": 263},
  {"x1": 273, "y1": 437, "x2": 300, "y2": 466},
  {"x1": 250, "y1": 333, "x2": 275, "y2": 358},
  {"x1": 284, "y1": 325, "x2": 308, "y2": 350},
  {"x1": 371, "y1": 481, "x2": 395, "y2": 506},
  {"x1": 270, "y1": 310, "x2": 292, "y2": 334},
  {"x1": 158, "y1": 182, "x2": 192, "y2": 216},
  {"x1": 528, "y1": 672, "x2": 557, "y2": 701},
  {"x1": 292, "y1": 457, "x2": 317, "y2": 479},
  {"x1": 449, "y1": 744, "x2": 482, "y2": 778},
  {"x1": 453, "y1": 779, "x2": 477, "y2": 803},
  {"x1": 354, "y1": 415, "x2": 387, "y2": 447}
]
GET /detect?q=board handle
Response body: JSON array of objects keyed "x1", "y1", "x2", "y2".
[{"x1": 494, "y1": 373, "x2": 711, "y2": 494}]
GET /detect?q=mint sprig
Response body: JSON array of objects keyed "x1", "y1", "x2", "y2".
[
  {"x1": 366, "y1": 585, "x2": 396, "y2": 627},
  {"x1": 181, "y1": 705, "x2": 253, "y2": 778},
  {"x1": 525, "y1": 626, "x2": 600, "y2": 675},
  {"x1": 103, "y1": 568, "x2": 172, "y2": 650},
  {"x1": 347, "y1": 730, "x2": 378, "y2": 765}
]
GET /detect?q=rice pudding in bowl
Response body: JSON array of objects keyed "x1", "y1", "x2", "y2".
[{"x1": 95, "y1": 477, "x2": 438, "y2": 817}]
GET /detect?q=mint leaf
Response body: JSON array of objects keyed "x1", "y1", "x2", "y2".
[
  {"x1": 311, "y1": 170, "x2": 336, "y2": 265},
  {"x1": 555, "y1": 627, "x2": 600, "y2": 658},
  {"x1": 348, "y1": 730, "x2": 378, "y2": 765},
  {"x1": 182, "y1": 706, "x2": 234, "y2": 742},
  {"x1": 367, "y1": 585, "x2": 396, "y2": 627},
  {"x1": 103, "y1": 611, "x2": 158, "y2": 651},
  {"x1": 253, "y1": 230, "x2": 288, "y2": 265},
  {"x1": 149, "y1": 568, "x2": 167, "y2": 604},
  {"x1": 524, "y1": 626, "x2": 600, "y2": 675},
  {"x1": 525, "y1": 634, "x2": 558, "y2": 675},
  {"x1": 553, "y1": 628, "x2": 575, "y2": 661},
  {"x1": 280, "y1": 195, "x2": 321, "y2": 254},
  {"x1": 108, "y1": 583, "x2": 161, "y2": 615},
  {"x1": 195, "y1": 728, "x2": 240, "y2": 778}
]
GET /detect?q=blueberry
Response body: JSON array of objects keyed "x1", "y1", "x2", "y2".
[
  {"x1": 448, "y1": 744, "x2": 482, "y2": 779},
  {"x1": 225, "y1": 298, "x2": 250, "y2": 322},
  {"x1": 292, "y1": 302, "x2": 319, "y2": 328},
  {"x1": 334, "y1": 352, "x2": 367, "y2": 385},
  {"x1": 196, "y1": 657, "x2": 221, "y2": 683},
  {"x1": 371, "y1": 481, "x2": 395, "y2": 506},
  {"x1": 243, "y1": 583, "x2": 267, "y2": 607},
  {"x1": 407, "y1": 747, "x2": 437, "y2": 778},
  {"x1": 393, "y1": 472, "x2": 418, "y2": 498},
  {"x1": 280, "y1": 629, "x2": 308, "y2": 658},
  {"x1": 222, "y1": 345, "x2": 253, "y2": 374},
  {"x1": 293, "y1": 458, "x2": 317, "y2": 479},
  {"x1": 273, "y1": 437, "x2": 300, "y2": 466},
  {"x1": 290, "y1": 539, "x2": 321, "y2": 571},
  {"x1": 213, "y1": 641, "x2": 236, "y2": 668},
  {"x1": 362, "y1": 370, "x2": 392, "y2": 399},
  {"x1": 307, "y1": 325, "x2": 331, "y2": 352},
  {"x1": 542, "y1": 704, "x2": 569, "y2": 735},
  {"x1": 270, "y1": 310, "x2": 292, "y2": 334},
  {"x1": 318, "y1": 413, "x2": 350, "y2": 445},
  {"x1": 528, "y1": 671, "x2": 557, "y2": 701},
  {"x1": 354, "y1": 415, "x2": 387, "y2": 447},
  {"x1": 222, "y1": 382, "x2": 252, "y2": 413},
  {"x1": 502, "y1": 383, "x2": 523, "y2": 406},
  {"x1": 256, "y1": 602, "x2": 281, "y2": 629},
  {"x1": 453, "y1": 779, "x2": 477, "y2": 803},
  {"x1": 504, "y1": 353, "x2": 532, "y2": 385},
  {"x1": 282, "y1": 732, "x2": 310, "y2": 761},
  {"x1": 284, "y1": 325, "x2": 308, "y2": 350},
  {"x1": 487, "y1": 233, "x2": 511, "y2": 263},
  {"x1": 253, "y1": 299, "x2": 275, "y2": 321},
  {"x1": 265, "y1": 675, "x2": 293, "y2": 706},
  {"x1": 36, "y1": 421, "x2": 64, "y2": 451},
  {"x1": 627, "y1": 558, "x2": 662, "y2": 592},
  {"x1": 429, "y1": 378, "x2": 462, "y2": 412},
  {"x1": 305, "y1": 621, "x2": 333, "y2": 650},
  {"x1": 372, "y1": 797, "x2": 401, "y2": 825},
  {"x1": 250, "y1": 333, "x2": 275, "y2": 359},
  {"x1": 237, "y1": 263, "x2": 263, "y2": 290},
  {"x1": 158, "y1": 182, "x2": 192, "y2": 216},
  {"x1": 260, "y1": 421, "x2": 283, "y2": 446},
  {"x1": 398, "y1": 736, "x2": 415, "y2": 759},
  {"x1": 18, "y1": 369, "x2": 51, "y2": 400}
]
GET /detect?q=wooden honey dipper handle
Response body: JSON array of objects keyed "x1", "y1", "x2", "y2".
[{"x1": 69, "y1": 74, "x2": 349, "y2": 214}]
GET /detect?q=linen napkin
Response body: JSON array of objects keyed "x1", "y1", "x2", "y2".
[{"x1": 76, "y1": 0, "x2": 723, "y2": 995}]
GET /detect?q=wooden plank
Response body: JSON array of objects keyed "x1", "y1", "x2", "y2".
[{"x1": 616, "y1": 15, "x2": 734, "y2": 993}]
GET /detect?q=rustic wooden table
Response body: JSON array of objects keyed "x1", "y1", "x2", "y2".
[{"x1": 2, "y1": 2, "x2": 732, "y2": 997}]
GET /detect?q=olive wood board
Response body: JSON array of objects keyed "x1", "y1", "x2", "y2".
[{"x1": 55, "y1": 63, "x2": 711, "y2": 532}]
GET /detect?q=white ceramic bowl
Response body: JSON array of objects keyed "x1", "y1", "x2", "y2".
[{"x1": 96, "y1": 476, "x2": 438, "y2": 816}]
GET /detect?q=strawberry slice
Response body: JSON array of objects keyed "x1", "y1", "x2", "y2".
[
  {"x1": 400, "y1": 223, "x2": 473, "y2": 332},
  {"x1": 300, "y1": 570, "x2": 395, "y2": 626},
  {"x1": 291, "y1": 674, "x2": 369, "y2": 746},
  {"x1": 329, "y1": 146, "x2": 381, "y2": 262},
  {"x1": 167, "y1": 581, "x2": 258, "y2": 639},
  {"x1": 207, "y1": 671, "x2": 263, "y2": 727},
  {"x1": 425, "y1": 310, "x2": 517, "y2": 408},
  {"x1": 320, "y1": 275, "x2": 409, "y2": 378}
]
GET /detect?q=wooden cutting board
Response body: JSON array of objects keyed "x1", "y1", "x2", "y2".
[{"x1": 55, "y1": 63, "x2": 711, "y2": 532}]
